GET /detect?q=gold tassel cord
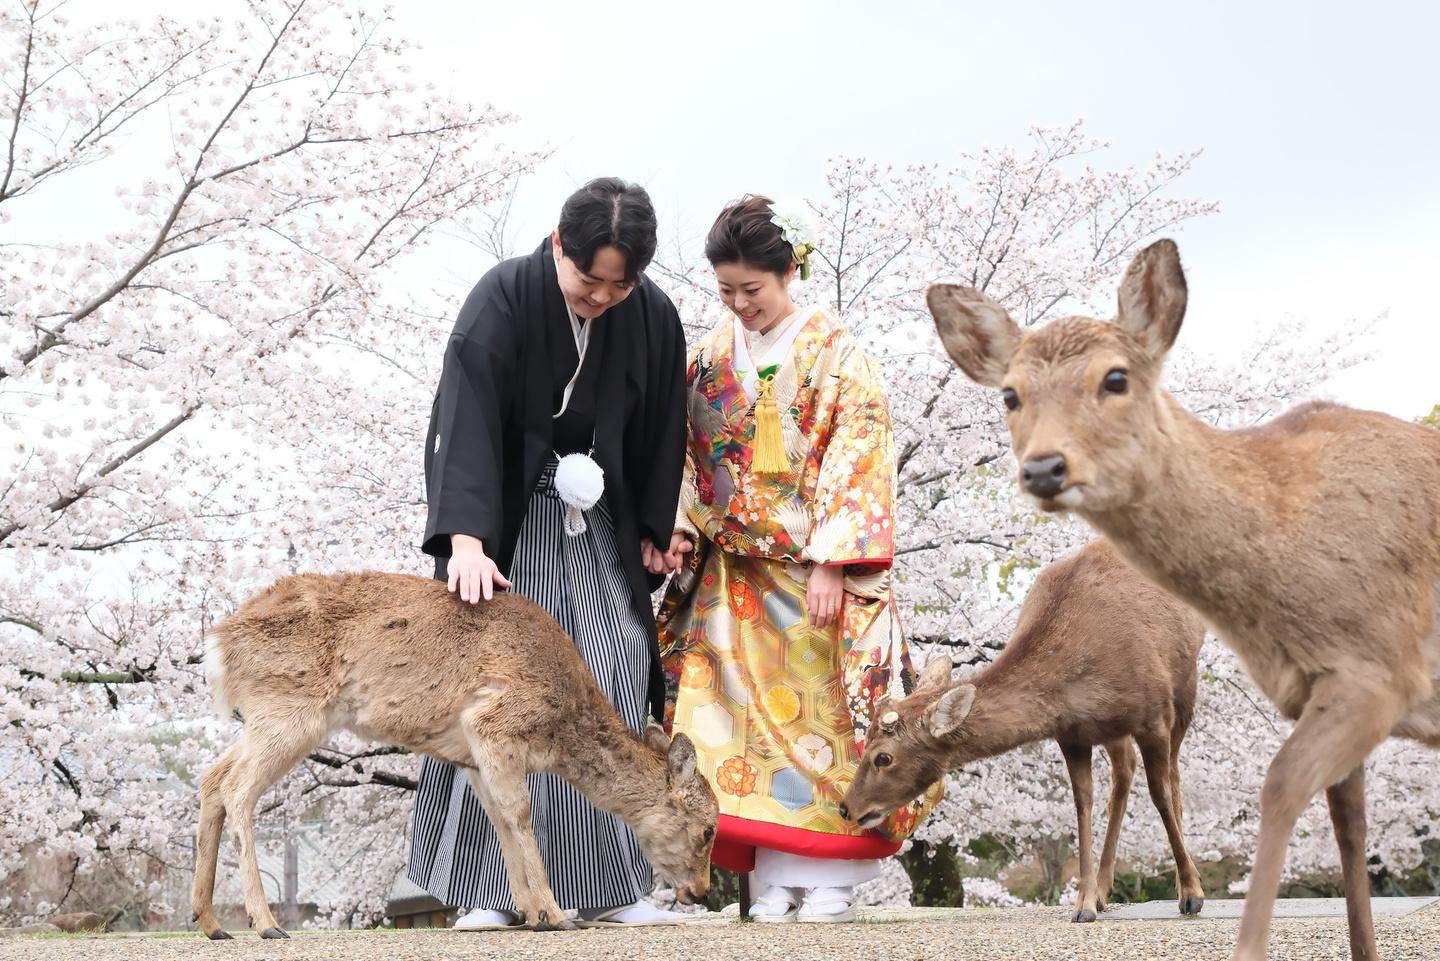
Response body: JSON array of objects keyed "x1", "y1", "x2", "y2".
[{"x1": 751, "y1": 368, "x2": 790, "y2": 474}]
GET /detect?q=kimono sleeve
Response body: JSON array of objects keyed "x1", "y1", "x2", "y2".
[
  {"x1": 806, "y1": 343, "x2": 896, "y2": 568},
  {"x1": 421, "y1": 276, "x2": 520, "y2": 559},
  {"x1": 672, "y1": 344, "x2": 708, "y2": 541},
  {"x1": 631, "y1": 293, "x2": 689, "y2": 550}
]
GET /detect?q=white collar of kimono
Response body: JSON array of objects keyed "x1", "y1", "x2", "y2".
[
  {"x1": 732, "y1": 306, "x2": 810, "y2": 404},
  {"x1": 554, "y1": 299, "x2": 591, "y2": 420}
]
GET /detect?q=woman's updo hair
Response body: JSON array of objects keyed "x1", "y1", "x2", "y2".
[
  {"x1": 557, "y1": 177, "x2": 658, "y2": 286},
  {"x1": 704, "y1": 194, "x2": 794, "y2": 277}
]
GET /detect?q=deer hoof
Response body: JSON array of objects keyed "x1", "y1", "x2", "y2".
[
  {"x1": 530, "y1": 911, "x2": 576, "y2": 932},
  {"x1": 1179, "y1": 895, "x2": 1205, "y2": 916},
  {"x1": 260, "y1": 926, "x2": 290, "y2": 939},
  {"x1": 1072, "y1": 908, "x2": 1097, "y2": 923},
  {"x1": 205, "y1": 929, "x2": 234, "y2": 941}
]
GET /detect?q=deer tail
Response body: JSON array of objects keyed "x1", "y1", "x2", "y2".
[{"x1": 202, "y1": 631, "x2": 236, "y2": 720}]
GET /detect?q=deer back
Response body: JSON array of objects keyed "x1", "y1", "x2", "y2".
[{"x1": 205, "y1": 572, "x2": 612, "y2": 765}]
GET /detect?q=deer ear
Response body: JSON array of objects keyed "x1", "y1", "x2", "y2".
[
  {"x1": 928, "y1": 684, "x2": 976, "y2": 738},
  {"x1": 667, "y1": 732, "x2": 699, "y2": 783},
  {"x1": 1115, "y1": 239, "x2": 1187, "y2": 358},
  {"x1": 917, "y1": 656, "x2": 954, "y2": 691},
  {"x1": 927, "y1": 284, "x2": 1022, "y2": 388}
]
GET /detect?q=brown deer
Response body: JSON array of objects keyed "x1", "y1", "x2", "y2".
[
  {"x1": 925, "y1": 239, "x2": 1440, "y2": 961},
  {"x1": 190, "y1": 572, "x2": 717, "y2": 939},
  {"x1": 841, "y1": 539, "x2": 1206, "y2": 921}
]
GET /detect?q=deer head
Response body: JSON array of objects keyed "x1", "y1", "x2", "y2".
[
  {"x1": 629, "y1": 726, "x2": 717, "y2": 903},
  {"x1": 840, "y1": 657, "x2": 973, "y2": 830},
  {"x1": 927, "y1": 239, "x2": 1188, "y2": 514}
]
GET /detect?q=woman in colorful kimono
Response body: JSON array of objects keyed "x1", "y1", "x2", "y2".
[
  {"x1": 410, "y1": 177, "x2": 691, "y2": 929},
  {"x1": 656, "y1": 196, "x2": 940, "y2": 923}
]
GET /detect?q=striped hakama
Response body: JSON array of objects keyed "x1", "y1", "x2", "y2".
[{"x1": 406, "y1": 462, "x2": 655, "y2": 911}]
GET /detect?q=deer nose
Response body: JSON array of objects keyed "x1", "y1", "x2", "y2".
[
  {"x1": 838, "y1": 802, "x2": 851, "y2": 821},
  {"x1": 1022, "y1": 454, "x2": 1067, "y2": 498}
]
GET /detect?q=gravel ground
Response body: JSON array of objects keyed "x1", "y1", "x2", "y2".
[{"x1": 2, "y1": 904, "x2": 1438, "y2": 961}]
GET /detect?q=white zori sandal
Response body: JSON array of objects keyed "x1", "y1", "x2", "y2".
[
  {"x1": 453, "y1": 908, "x2": 525, "y2": 930},
  {"x1": 751, "y1": 885, "x2": 802, "y2": 923},
  {"x1": 797, "y1": 886, "x2": 856, "y2": 923},
  {"x1": 574, "y1": 903, "x2": 689, "y2": 927}
]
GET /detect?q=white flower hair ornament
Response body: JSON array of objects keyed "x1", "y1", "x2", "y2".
[{"x1": 769, "y1": 202, "x2": 819, "y2": 281}]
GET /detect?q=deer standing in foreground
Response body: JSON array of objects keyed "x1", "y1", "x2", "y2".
[
  {"x1": 926, "y1": 239, "x2": 1440, "y2": 961},
  {"x1": 841, "y1": 539, "x2": 1206, "y2": 921},
  {"x1": 190, "y1": 572, "x2": 717, "y2": 938}
]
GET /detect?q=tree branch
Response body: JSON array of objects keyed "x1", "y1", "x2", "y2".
[{"x1": 305, "y1": 751, "x2": 416, "y2": 792}]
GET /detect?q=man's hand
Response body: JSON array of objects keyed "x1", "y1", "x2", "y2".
[{"x1": 448, "y1": 533, "x2": 512, "y2": 603}]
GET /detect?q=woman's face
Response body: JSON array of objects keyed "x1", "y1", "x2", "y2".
[
  {"x1": 714, "y1": 261, "x2": 797, "y2": 336},
  {"x1": 552, "y1": 231, "x2": 636, "y2": 320}
]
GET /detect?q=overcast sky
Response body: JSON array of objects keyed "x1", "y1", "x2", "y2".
[{"x1": 397, "y1": 0, "x2": 1438, "y2": 418}]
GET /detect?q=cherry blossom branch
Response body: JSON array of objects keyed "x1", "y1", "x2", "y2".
[{"x1": 0, "y1": 405, "x2": 198, "y2": 545}]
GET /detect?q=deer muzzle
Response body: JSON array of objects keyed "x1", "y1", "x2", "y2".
[
  {"x1": 673, "y1": 880, "x2": 707, "y2": 904},
  {"x1": 1021, "y1": 453, "x2": 1068, "y2": 499}
]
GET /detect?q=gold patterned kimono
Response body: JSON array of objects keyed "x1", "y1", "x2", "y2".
[{"x1": 658, "y1": 306, "x2": 940, "y2": 869}]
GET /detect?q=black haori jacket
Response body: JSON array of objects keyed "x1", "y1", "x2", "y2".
[{"x1": 423, "y1": 239, "x2": 688, "y2": 721}]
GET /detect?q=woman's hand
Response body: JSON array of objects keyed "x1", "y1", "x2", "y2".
[
  {"x1": 448, "y1": 533, "x2": 512, "y2": 603},
  {"x1": 665, "y1": 531, "x2": 694, "y2": 571},
  {"x1": 807, "y1": 563, "x2": 845, "y2": 629},
  {"x1": 642, "y1": 534, "x2": 694, "y2": 575}
]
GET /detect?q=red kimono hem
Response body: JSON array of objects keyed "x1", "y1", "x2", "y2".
[{"x1": 710, "y1": 814, "x2": 902, "y2": 873}]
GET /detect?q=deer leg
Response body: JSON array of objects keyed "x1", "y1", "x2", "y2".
[
  {"x1": 1169, "y1": 694, "x2": 1195, "y2": 835},
  {"x1": 1327, "y1": 765, "x2": 1378, "y2": 961},
  {"x1": 190, "y1": 745, "x2": 238, "y2": 940},
  {"x1": 1135, "y1": 729, "x2": 1203, "y2": 917},
  {"x1": 463, "y1": 744, "x2": 574, "y2": 931},
  {"x1": 1059, "y1": 742, "x2": 1099, "y2": 922},
  {"x1": 1095, "y1": 738, "x2": 1137, "y2": 914},
  {"x1": 1167, "y1": 698, "x2": 1203, "y2": 916},
  {"x1": 220, "y1": 717, "x2": 327, "y2": 940},
  {"x1": 1231, "y1": 677, "x2": 1399, "y2": 961}
]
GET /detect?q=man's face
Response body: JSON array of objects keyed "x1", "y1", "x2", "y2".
[{"x1": 552, "y1": 231, "x2": 636, "y2": 320}]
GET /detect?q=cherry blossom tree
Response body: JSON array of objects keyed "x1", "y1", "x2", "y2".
[{"x1": 0, "y1": 0, "x2": 542, "y2": 926}]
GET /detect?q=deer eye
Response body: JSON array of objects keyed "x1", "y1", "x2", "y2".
[
  {"x1": 1000, "y1": 387, "x2": 1019, "y2": 411},
  {"x1": 1102, "y1": 369, "x2": 1129, "y2": 394},
  {"x1": 703, "y1": 826, "x2": 715, "y2": 842},
  {"x1": 873, "y1": 752, "x2": 893, "y2": 768}
]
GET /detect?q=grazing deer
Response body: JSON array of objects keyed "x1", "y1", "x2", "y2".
[
  {"x1": 841, "y1": 539, "x2": 1206, "y2": 921},
  {"x1": 190, "y1": 573, "x2": 717, "y2": 939},
  {"x1": 925, "y1": 239, "x2": 1440, "y2": 961}
]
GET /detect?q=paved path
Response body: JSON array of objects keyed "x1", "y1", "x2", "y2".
[{"x1": 2, "y1": 902, "x2": 1438, "y2": 960}]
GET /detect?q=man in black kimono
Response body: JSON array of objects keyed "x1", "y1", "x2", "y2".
[{"x1": 408, "y1": 178, "x2": 690, "y2": 928}]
